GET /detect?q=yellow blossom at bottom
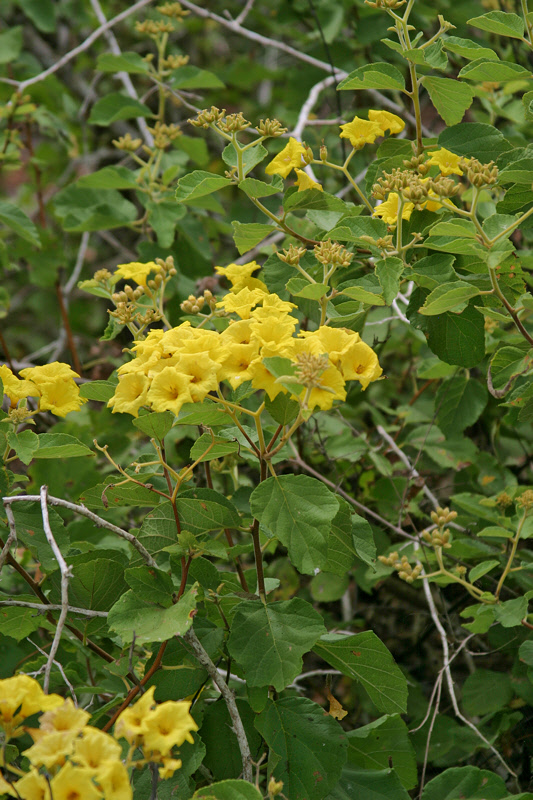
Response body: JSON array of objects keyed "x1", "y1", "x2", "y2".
[
  {"x1": 294, "y1": 169, "x2": 323, "y2": 192},
  {"x1": 373, "y1": 193, "x2": 414, "y2": 225},
  {"x1": 141, "y1": 700, "x2": 198, "y2": 755},
  {"x1": 108, "y1": 373, "x2": 150, "y2": 417},
  {"x1": 295, "y1": 365, "x2": 346, "y2": 411},
  {"x1": 96, "y1": 760, "x2": 132, "y2": 800},
  {"x1": 50, "y1": 762, "x2": 101, "y2": 800},
  {"x1": 13, "y1": 770, "x2": 49, "y2": 800},
  {"x1": 147, "y1": 367, "x2": 193, "y2": 414}
]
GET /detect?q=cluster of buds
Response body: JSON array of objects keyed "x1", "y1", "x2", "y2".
[
  {"x1": 109, "y1": 301, "x2": 161, "y2": 327},
  {"x1": 294, "y1": 353, "x2": 329, "y2": 388},
  {"x1": 189, "y1": 106, "x2": 226, "y2": 129},
  {"x1": 112, "y1": 133, "x2": 142, "y2": 152},
  {"x1": 93, "y1": 269, "x2": 112, "y2": 285},
  {"x1": 154, "y1": 255, "x2": 178, "y2": 280},
  {"x1": 461, "y1": 157, "x2": 498, "y2": 188},
  {"x1": 277, "y1": 244, "x2": 307, "y2": 266},
  {"x1": 162, "y1": 54, "x2": 190, "y2": 70},
  {"x1": 258, "y1": 118, "x2": 288, "y2": 138},
  {"x1": 516, "y1": 489, "x2": 533, "y2": 511},
  {"x1": 365, "y1": 0, "x2": 406, "y2": 8},
  {"x1": 149, "y1": 121, "x2": 182, "y2": 149},
  {"x1": 157, "y1": 1, "x2": 190, "y2": 18},
  {"x1": 429, "y1": 174, "x2": 461, "y2": 198},
  {"x1": 314, "y1": 239, "x2": 353, "y2": 268},
  {"x1": 430, "y1": 506, "x2": 457, "y2": 527},
  {"x1": 375, "y1": 235, "x2": 394, "y2": 251},
  {"x1": 372, "y1": 168, "x2": 418, "y2": 201},
  {"x1": 378, "y1": 552, "x2": 423, "y2": 583},
  {"x1": 112, "y1": 284, "x2": 145, "y2": 306},
  {"x1": 402, "y1": 154, "x2": 430, "y2": 176},
  {"x1": 180, "y1": 289, "x2": 216, "y2": 315},
  {"x1": 496, "y1": 491, "x2": 513, "y2": 509},
  {"x1": 6, "y1": 406, "x2": 35, "y2": 425},
  {"x1": 268, "y1": 777, "x2": 284, "y2": 798},
  {"x1": 136, "y1": 19, "x2": 175, "y2": 35},
  {"x1": 217, "y1": 112, "x2": 252, "y2": 134},
  {"x1": 422, "y1": 527, "x2": 452, "y2": 548}
]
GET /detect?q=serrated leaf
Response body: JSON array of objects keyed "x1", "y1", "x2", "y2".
[
  {"x1": 346, "y1": 715, "x2": 417, "y2": 790},
  {"x1": 419, "y1": 281, "x2": 480, "y2": 315},
  {"x1": 329, "y1": 216, "x2": 388, "y2": 244},
  {"x1": 250, "y1": 475, "x2": 339, "y2": 574},
  {"x1": 264, "y1": 393, "x2": 299, "y2": 425},
  {"x1": 227, "y1": 598, "x2": 325, "y2": 691},
  {"x1": 438, "y1": 122, "x2": 512, "y2": 161},
  {"x1": 6, "y1": 430, "x2": 39, "y2": 465},
  {"x1": 176, "y1": 171, "x2": 232, "y2": 203},
  {"x1": 442, "y1": 35, "x2": 499, "y2": 61},
  {"x1": 462, "y1": 670, "x2": 513, "y2": 716},
  {"x1": 375, "y1": 257, "x2": 403, "y2": 304},
  {"x1": 133, "y1": 411, "x2": 174, "y2": 440},
  {"x1": 88, "y1": 93, "x2": 153, "y2": 125},
  {"x1": 11, "y1": 502, "x2": 69, "y2": 572},
  {"x1": 238, "y1": 177, "x2": 281, "y2": 198},
  {"x1": 469, "y1": 559, "x2": 499, "y2": 582},
  {"x1": 284, "y1": 189, "x2": 346, "y2": 213},
  {"x1": 435, "y1": 377, "x2": 488, "y2": 434},
  {"x1": 340, "y1": 284, "x2": 386, "y2": 306},
  {"x1": 76, "y1": 166, "x2": 139, "y2": 190},
  {"x1": 222, "y1": 142, "x2": 268, "y2": 177},
  {"x1": 97, "y1": 52, "x2": 149, "y2": 74},
  {"x1": 124, "y1": 566, "x2": 174, "y2": 606},
  {"x1": 329, "y1": 766, "x2": 411, "y2": 800},
  {"x1": 107, "y1": 583, "x2": 198, "y2": 645},
  {"x1": 79, "y1": 480, "x2": 160, "y2": 510},
  {"x1": 467, "y1": 11, "x2": 525, "y2": 39},
  {"x1": 459, "y1": 59, "x2": 531, "y2": 82},
  {"x1": 493, "y1": 596, "x2": 528, "y2": 628},
  {"x1": 33, "y1": 433, "x2": 94, "y2": 459},
  {"x1": 232, "y1": 221, "x2": 274, "y2": 255},
  {"x1": 79, "y1": 380, "x2": 117, "y2": 402},
  {"x1": 0, "y1": 27, "x2": 22, "y2": 64},
  {"x1": 286, "y1": 277, "x2": 329, "y2": 299},
  {"x1": 190, "y1": 433, "x2": 240, "y2": 462},
  {"x1": 338, "y1": 63, "x2": 405, "y2": 92},
  {"x1": 0, "y1": 201, "x2": 40, "y2": 246},
  {"x1": 314, "y1": 632, "x2": 408, "y2": 714},
  {"x1": 421, "y1": 77, "x2": 474, "y2": 126},
  {"x1": 490, "y1": 346, "x2": 529, "y2": 393}
]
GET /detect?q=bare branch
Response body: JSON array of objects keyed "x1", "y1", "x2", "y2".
[
  {"x1": 27, "y1": 638, "x2": 78, "y2": 702},
  {"x1": 183, "y1": 627, "x2": 253, "y2": 782},
  {"x1": 0, "y1": 600, "x2": 108, "y2": 618},
  {"x1": 377, "y1": 425, "x2": 440, "y2": 509},
  {"x1": 0, "y1": 504, "x2": 18, "y2": 571}
]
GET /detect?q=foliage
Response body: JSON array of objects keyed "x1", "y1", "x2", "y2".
[{"x1": 1, "y1": 0, "x2": 533, "y2": 798}]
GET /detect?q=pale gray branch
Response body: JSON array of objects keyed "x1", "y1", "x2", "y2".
[
  {"x1": 0, "y1": 600, "x2": 108, "y2": 618},
  {"x1": 0, "y1": 505, "x2": 18, "y2": 572},
  {"x1": 377, "y1": 424, "x2": 440, "y2": 509}
]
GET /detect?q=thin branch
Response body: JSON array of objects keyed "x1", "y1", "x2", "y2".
[
  {"x1": 0, "y1": 600, "x2": 107, "y2": 618},
  {"x1": 64, "y1": 232, "x2": 90, "y2": 296},
  {"x1": 377, "y1": 425, "x2": 440, "y2": 509},
  {"x1": 0, "y1": 505, "x2": 18, "y2": 571},
  {"x1": 27, "y1": 638, "x2": 77, "y2": 702},
  {"x1": 40, "y1": 486, "x2": 71, "y2": 693},
  {"x1": 233, "y1": 0, "x2": 256, "y2": 26},
  {"x1": 3, "y1": 494, "x2": 157, "y2": 568},
  {"x1": 183, "y1": 627, "x2": 253, "y2": 782}
]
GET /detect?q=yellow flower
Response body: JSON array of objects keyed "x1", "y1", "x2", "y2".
[
  {"x1": 216, "y1": 287, "x2": 267, "y2": 319},
  {"x1": 158, "y1": 757, "x2": 183, "y2": 779},
  {"x1": 39, "y1": 699, "x2": 90, "y2": 734},
  {"x1": 368, "y1": 109, "x2": 405, "y2": 135},
  {"x1": 426, "y1": 147, "x2": 464, "y2": 176},
  {"x1": 0, "y1": 676, "x2": 63, "y2": 737},
  {"x1": 0, "y1": 365, "x2": 39, "y2": 404},
  {"x1": 373, "y1": 193, "x2": 414, "y2": 225},
  {"x1": 19, "y1": 362, "x2": 79, "y2": 384},
  {"x1": 24, "y1": 730, "x2": 77, "y2": 770},
  {"x1": 73, "y1": 727, "x2": 122, "y2": 769},
  {"x1": 12, "y1": 769, "x2": 49, "y2": 800},
  {"x1": 0, "y1": 773, "x2": 17, "y2": 798},
  {"x1": 339, "y1": 339, "x2": 383, "y2": 389},
  {"x1": 299, "y1": 326, "x2": 353, "y2": 365},
  {"x1": 248, "y1": 347, "x2": 289, "y2": 401},
  {"x1": 250, "y1": 293, "x2": 297, "y2": 319},
  {"x1": 219, "y1": 343, "x2": 260, "y2": 389},
  {"x1": 250, "y1": 316, "x2": 297, "y2": 352},
  {"x1": 114, "y1": 686, "x2": 156, "y2": 745},
  {"x1": 214, "y1": 261, "x2": 260, "y2": 289},
  {"x1": 37, "y1": 379, "x2": 86, "y2": 417},
  {"x1": 339, "y1": 116, "x2": 383, "y2": 149},
  {"x1": 147, "y1": 367, "x2": 193, "y2": 414},
  {"x1": 295, "y1": 365, "x2": 346, "y2": 412},
  {"x1": 265, "y1": 137, "x2": 307, "y2": 178},
  {"x1": 96, "y1": 760, "x2": 132, "y2": 800},
  {"x1": 115, "y1": 261, "x2": 160, "y2": 287},
  {"x1": 294, "y1": 169, "x2": 323, "y2": 192},
  {"x1": 173, "y1": 353, "x2": 220, "y2": 402},
  {"x1": 50, "y1": 762, "x2": 101, "y2": 800},
  {"x1": 108, "y1": 373, "x2": 150, "y2": 417},
  {"x1": 141, "y1": 701, "x2": 198, "y2": 756}
]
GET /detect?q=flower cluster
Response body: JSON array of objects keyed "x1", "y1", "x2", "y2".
[
  {"x1": 108, "y1": 264, "x2": 382, "y2": 417},
  {"x1": 0, "y1": 676, "x2": 197, "y2": 799},
  {"x1": 339, "y1": 109, "x2": 405, "y2": 149},
  {"x1": 0, "y1": 362, "x2": 86, "y2": 418}
]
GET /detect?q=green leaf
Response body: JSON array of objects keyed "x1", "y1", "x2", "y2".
[
  {"x1": 0, "y1": 605, "x2": 42, "y2": 642},
  {"x1": 428, "y1": 219, "x2": 478, "y2": 238},
  {"x1": 170, "y1": 66, "x2": 225, "y2": 90},
  {"x1": 442, "y1": 35, "x2": 499, "y2": 61},
  {"x1": 462, "y1": 670, "x2": 513, "y2": 716},
  {"x1": 327, "y1": 766, "x2": 411, "y2": 800},
  {"x1": 238, "y1": 177, "x2": 281, "y2": 198},
  {"x1": 489, "y1": 346, "x2": 529, "y2": 393},
  {"x1": 49, "y1": 552, "x2": 128, "y2": 612},
  {"x1": 438, "y1": 123, "x2": 512, "y2": 161},
  {"x1": 107, "y1": 583, "x2": 198, "y2": 645},
  {"x1": 175, "y1": 170, "x2": 232, "y2": 203},
  {"x1": 53, "y1": 186, "x2": 137, "y2": 232},
  {"x1": 419, "y1": 281, "x2": 481, "y2": 315},
  {"x1": 346, "y1": 715, "x2": 417, "y2": 790},
  {"x1": 323, "y1": 498, "x2": 360, "y2": 575},
  {"x1": 459, "y1": 59, "x2": 531, "y2": 82},
  {"x1": 79, "y1": 480, "x2": 159, "y2": 510},
  {"x1": 6, "y1": 430, "x2": 39, "y2": 465},
  {"x1": 18, "y1": 0, "x2": 56, "y2": 32},
  {"x1": 33, "y1": 433, "x2": 94, "y2": 459},
  {"x1": 12, "y1": 502, "x2": 69, "y2": 572},
  {"x1": 499, "y1": 158, "x2": 533, "y2": 184},
  {"x1": 0, "y1": 27, "x2": 22, "y2": 64},
  {"x1": 79, "y1": 380, "x2": 117, "y2": 402},
  {"x1": 124, "y1": 566, "x2": 174, "y2": 606},
  {"x1": 232, "y1": 221, "x2": 274, "y2": 255},
  {"x1": 284, "y1": 189, "x2": 347, "y2": 213},
  {"x1": 375, "y1": 258, "x2": 403, "y2": 305},
  {"x1": 493, "y1": 596, "x2": 528, "y2": 627},
  {"x1": 222, "y1": 142, "x2": 268, "y2": 177},
  {"x1": 176, "y1": 400, "x2": 230, "y2": 426},
  {"x1": 340, "y1": 281, "x2": 386, "y2": 306},
  {"x1": 255, "y1": 697, "x2": 348, "y2": 800},
  {"x1": 133, "y1": 411, "x2": 175, "y2": 440},
  {"x1": 420, "y1": 305, "x2": 485, "y2": 368},
  {"x1": 467, "y1": 11, "x2": 525, "y2": 39},
  {"x1": 310, "y1": 572, "x2": 349, "y2": 602},
  {"x1": 519, "y1": 640, "x2": 533, "y2": 665},
  {"x1": 0, "y1": 201, "x2": 40, "y2": 246},
  {"x1": 286, "y1": 277, "x2": 329, "y2": 299},
  {"x1": 76, "y1": 166, "x2": 139, "y2": 190},
  {"x1": 338, "y1": 63, "x2": 405, "y2": 92},
  {"x1": 147, "y1": 200, "x2": 185, "y2": 247},
  {"x1": 329, "y1": 216, "x2": 388, "y2": 245},
  {"x1": 192, "y1": 780, "x2": 262, "y2": 800},
  {"x1": 264, "y1": 393, "x2": 299, "y2": 426},
  {"x1": 435, "y1": 377, "x2": 488, "y2": 434},
  {"x1": 405, "y1": 254, "x2": 457, "y2": 290},
  {"x1": 201, "y1": 700, "x2": 263, "y2": 781},
  {"x1": 227, "y1": 598, "x2": 325, "y2": 691},
  {"x1": 313, "y1": 632, "x2": 408, "y2": 714},
  {"x1": 352, "y1": 513, "x2": 377, "y2": 568},
  {"x1": 469, "y1": 559, "x2": 499, "y2": 582},
  {"x1": 477, "y1": 526, "x2": 515, "y2": 539},
  {"x1": 190, "y1": 433, "x2": 240, "y2": 462},
  {"x1": 421, "y1": 77, "x2": 474, "y2": 126},
  {"x1": 249, "y1": 475, "x2": 339, "y2": 574},
  {"x1": 88, "y1": 93, "x2": 153, "y2": 125},
  {"x1": 96, "y1": 52, "x2": 149, "y2": 74}
]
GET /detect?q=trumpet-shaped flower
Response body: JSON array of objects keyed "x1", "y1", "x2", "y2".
[
  {"x1": 219, "y1": 343, "x2": 260, "y2": 388},
  {"x1": 96, "y1": 761, "x2": 132, "y2": 800},
  {"x1": 73, "y1": 727, "x2": 122, "y2": 769},
  {"x1": 216, "y1": 287, "x2": 267, "y2": 319},
  {"x1": 339, "y1": 116, "x2": 383, "y2": 149},
  {"x1": 36, "y1": 379, "x2": 86, "y2": 417},
  {"x1": 0, "y1": 365, "x2": 39, "y2": 404},
  {"x1": 295, "y1": 364, "x2": 347, "y2": 412},
  {"x1": 426, "y1": 147, "x2": 464, "y2": 176},
  {"x1": 250, "y1": 293, "x2": 297, "y2": 319},
  {"x1": 108, "y1": 372, "x2": 150, "y2": 417},
  {"x1": 115, "y1": 261, "x2": 160, "y2": 287},
  {"x1": 373, "y1": 193, "x2": 414, "y2": 225},
  {"x1": 0, "y1": 676, "x2": 63, "y2": 737},
  {"x1": 147, "y1": 367, "x2": 193, "y2": 414},
  {"x1": 39, "y1": 699, "x2": 90, "y2": 735},
  {"x1": 12, "y1": 769, "x2": 50, "y2": 800},
  {"x1": 265, "y1": 137, "x2": 307, "y2": 178},
  {"x1": 23, "y1": 730, "x2": 77, "y2": 770},
  {"x1": 214, "y1": 261, "x2": 260, "y2": 289},
  {"x1": 294, "y1": 169, "x2": 323, "y2": 192},
  {"x1": 368, "y1": 109, "x2": 405, "y2": 135},
  {"x1": 250, "y1": 316, "x2": 297, "y2": 353},
  {"x1": 339, "y1": 339, "x2": 383, "y2": 389},
  {"x1": 114, "y1": 686, "x2": 156, "y2": 745},
  {"x1": 173, "y1": 352, "x2": 220, "y2": 402},
  {"x1": 50, "y1": 762, "x2": 102, "y2": 800},
  {"x1": 19, "y1": 362, "x2": 79, "y2": 384},
  {"x1": 141, "y1": 700, "x2": 198, "y2": 756}
]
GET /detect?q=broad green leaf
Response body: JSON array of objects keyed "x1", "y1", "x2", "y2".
[
  {"x1": 310, "y1": 572, "x2": 349, "y2": 602},
  {"x1": 232, "y1": 221, "x2": 274, "y2": 255},
  {"x1": 467, "y1": 11, "x2": 525, "y2": 39},
  {"x1": 346, "y1": 715, "x2": 417, "y2": 790},
  {"x1": 12, "y1": 502, "x2": 69, "y2": 572},
  {"x1": 176, "y1": 400, "x2": 230, "y2": 426},
  {"x1": 76, "y1": 166, "x2": 139, "y2": 190},
  {"x1": 33, "y1": 433, "x2": 94, "y2": 459},
  {"x1": 314, "y1": 632, "x2": 408, "y2": 714},
  {"x1": 190, "y1": 434, "x2": 240, "y2": 462},
  {"x1": 323, "y1": 497, "x2": 359, "y2": 575},
  {"x1": 338, "y1": 63, "x2": 405, "y2": 92},
  {"x1": 499, "y1": 158, "x2": 533, "y2": 184},
  {"x1": 222, "y1": 142, "x2": 268, "y2": 177},
  {"x1": 6, "y1": 430, "x2": 39, "y2": 465},
  {"x1": 239, "y1": 177, "x2": 281, "y2": 198},
  {"x1": 451, "y1": 492, "x2": 507, "y2": 525},
  {"x1": 428, "y1": 219, "x2": 478, "y2": 238},
  {"x1": 201, "y1": 699, "x2": 263, "y2": 780},
  {"x1": 405, "y1": 253, "x2": 457, "y2": 290},
  {"x1": 147, "y1": 200, "x2": 186, "y2": 247},
  {"x1": 519, "y1": 640, "x2": 533, "y2": 665},
  {"x1": 375, "y1": 257, "x2": 403, "y2": 304},
  {"x1": 192, "y1": 780, "x2": 262, "y2": 800},
  {"x1": 88, "y1": 93, "x2": 153, "y2": 125},
  {"x1": 438, "y1": 123, "x2": 512, "y2": 161},
  {"x1": 329, "y1": 216, "x2": 387, "y2": 244},
  {"x1": 327, "y1": 766, "x2": 410, "y2": 800},
  {"x1": 493, "y1": 596, "x2": 528, "y2": 627},
  {"x1": 49, "y1": 552, "x2": 128, "y2": 612},
  {"x1": 227, "y1": 598, "x2": 325, "y2": 691},
  {"x1": 79, "y1": 380, "x2": 117, "y2": 402},
  {"x1": 421, "y1": 767, "x2": 509, "y2": 800},
  {"x1": 18, "y1": 0, "x2": 56, "y2": 32},
  {"x1": 490, "y1": 346, "x2": 529, "y2": 392},
  {"x1": 462, "y1": 670, "x2": 513, "y2": 716},
  {"x1": 124, "y1": 566, "x2": 174, "y2": 607},
  {"x1": 423, "y1": 305, "x2": 485, "y2": 368},
  {"x1": 53, "y1": 186, "x2": 137, "y2": 232},
  {"x1": 79, "y1": 480, "x2": 159, "y2": 509},
  {"x1": 460, "y1": 604, "x2": 496, "y2": 634},
  {"x1": 284, "y1": 189, "x2": 347, "y2": 213},
  {"x1": 477, "y1": 526, "x2": 514, "y2": 539},
  {"x1": 170, "y1": 66, "x2": 225, "y2": 90},
  {"x1": 107, "y1": 583, "x2": 198, "y2": 645},
  {"x1": 264, "y1": 393, "x2": 299, "y2": 425},
  {"x1": 0, "y1": 605, "x2": 43, "y2": 642},
  {"x1": 255, "y1": 697, "x2": 348, "y2": 800},
  {"x1": 405, "y1": 41, "x2": 447, "y2": 71},
  {"x1": 442, "y1": 35, "x2": 498, "y2": 61},
  {"x1": 469, "y1": 559, "x2": 499, "y2": 582},
  {"x1": 459, "y1": 59, "x2": 531, "y2": 82},
  {"x1": 133, "y1": 411, "x2": 175, "y2": 440},
  {"x1": 250, "y1": 475, "x2": 339, "y2": 574},
  {"x1": 97, "y1": 52, "x2": 149, "y2": 74},
  {"x1": 340, "y1": 282, "x2": 386, "y2": 306},
  {"x1": 352, "y1": 513, "x2": 377, "y2": 568},
  {"x1": 286, "y1": 277, "x2": 329, "y2": 299},
  {"x1": 0, "y1": 201, "x2": 40, "y2": 246},
  {"x1": 419, "y1": 281, "x2": 481, "y2": 315},
  {"x1": 0, "y1": 27, "x2": 22, "y2": 64},
  {"x1": 175, "y1": 171, "x2": 232, "y2": 203},
  {"x1": 421, "y1": 77, "x2": 474, "y2": 126},
  {"x1": 435, "y1": 377, "x2": 488, "y2": 434}
]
